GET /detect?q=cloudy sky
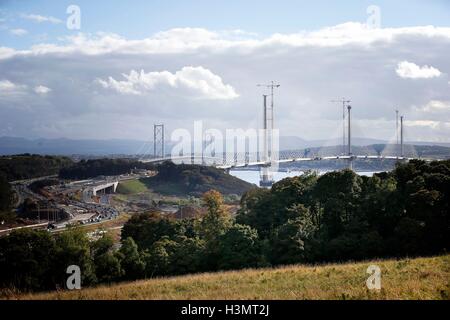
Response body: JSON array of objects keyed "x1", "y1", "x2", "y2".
[{"x1": 0, "y1": 0, "x2": 450, "y2": 143}]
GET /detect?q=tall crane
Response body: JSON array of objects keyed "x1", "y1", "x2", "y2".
[{"x1": 331, "y1": 98, "x2": 351, "y2": 155}]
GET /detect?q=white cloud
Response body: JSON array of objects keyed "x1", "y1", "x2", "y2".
[
  {"x1": 0, "y1": 81, "x2": 52, "y2": 98},
  {"x1": 21, "y1": 14, "x2": 62, "y2": 24},
  {"x1": 10, "y1": 28, "x2": 28, "y2": 36},
  {"x1": 420, "y1": 100, "x2": 450, "y2": 113},
  {"x1": 34, "y1": 85, "x2": 51, "y2": 95},
  {"x1": 0, "y1": 47, "x2": 16, "y2": 60},
  {"x1": 0, "y1": 23, "x2": 449, "y2": 142},
  {"x1": 404, "y1": 120, "x2": 442, "y2": 129},
  {"x1": 0, "y1": 79, "x2": 27, "y2": 97},
  {"x1": 2, "y1": 24, "x2": 450, "y2": 59},
  {"x1": 97, "y1": 66, "x2": 239, "y2": 100},
  {"x1": 396, "y1": 61, "x2": 442, "y2": 79},
  {"x1": 0, "y1": 80, "x2": 19, "y2": 91}
]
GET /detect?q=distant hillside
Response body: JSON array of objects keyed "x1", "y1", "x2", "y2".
[
  {"x1": 0, "y1": 137, "x2": 149, "y2": 156},
  {"x1": 142, "y1": 161, "x2": 255, "y2": 196},
  {"x1": 2, "y1": 136, "x2": 449, "y2": 156},
  {"x1": 282, "y1": 144, "x2": 450, "y2": 159},
  {"x1": 18, "y1": 254, "x2": 450, "y2": 300},
  {"x1": 0, "y1": 154, "x2": 73, "y2": 181}
]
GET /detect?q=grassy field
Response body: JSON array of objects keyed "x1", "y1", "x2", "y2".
[
  {"x1": 116, "y1": 179, "x2": 149, "y2": 194},
  {"x1": 16, "y1": 254, "x2": 449, "y2": 300}
]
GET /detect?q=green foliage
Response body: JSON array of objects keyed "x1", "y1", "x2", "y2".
[
  {"x1": 0, "y1": 154, "x2": 73, "y2": 181},
  {"x1": 166, "y1": 236, "x2": 206, "y2": 275},
  {"x1": 236, "y1": 173, "x2": 318, "y2": 238},
  {"x1": 116, "y1": 179, "x2": 149, "y2": 194},
  {"x1": 2, "y1": 160, "x2": 449, "y2": 293},
  {"x1": 270, "y1": 205, "x2": 316, "y2": 265},
  {"x1": 237, "y1": 160, "x2": 450, "y2": 264},
  {"x1": 118, "y1": 237, "x2": 145, "y2": 280},
  {"x1": 0, "y1": 229, "x2": 56, "y2": 290},
  {"x1": 0, "y1": 174, "x2": 13, "y2": 214},
  {"x1": 53, "y1": 227, "x2": 97, "y2": 287},
  {"x1": 217, "y1": 224, "x2": 264, "y2": 270},
  {"x1": 121, "y1": 212, "x2": 181, "y2": 249},
  {"x1": 144, "y1": 237, "x2": 174, "y2": 277}
]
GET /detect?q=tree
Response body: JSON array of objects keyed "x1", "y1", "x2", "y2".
[
  {"x1": 236, "y1": 188, "x2": 274, "y2": 238},
  {"x1": 237, "y1": 173, "x2": 318, "y2": 239},
  {"x1": 270, "y1": 205, "x2": 316, "y2": 265},
  {"x1": 167, "y1": 236, "x2": 206, "y2": 275},
  {"x1": 217, "y1": 224, "x2": 264, "y2": 270},
  {"x1": 198, "y1": 190, "x2": 231, "y2": 270},
  {"x1": 0, "y1": 229, "x2": 56, "y2": 290},
  {"x1": 53, "y1": 227, "x2": 97, "y2": 287},
  {"x1": 121, "y1": 212, "x2": 179, "y2": 249},
  {"x1": 91, "y1": 233, "x2": 123, "y2": 283},
  {"x1": 313, "y1": 170, "x2": 363, "y2": 239},
  {"x1": 94, "y1": 251, "x2": 123, "y2": 283},
  {"x1": 0, "y1": 174, "x2": 13, "y2": 212},
  {"x1": 144, "y1": 237, "x2": 175, "y2": 277},
  {"x1": 118, "y1": 237, "x2": 146, "y2": 280},
  {"x1": 199, "y1": 190, "x2": 231, "y2": 242}
]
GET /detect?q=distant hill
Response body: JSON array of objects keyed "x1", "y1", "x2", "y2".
[
  {"x1": 141, "y1": 162, "x2": 256, "y2": 196},
  {"x1": 0, "y1": 137, "x2": 149, "y2": 156},
  {"x1": 282, "y1": 144, "x2": 450, "y2": 159},
  {"x1": 0, "y1": 154, "x2": 73, "y2": 181},
  {"x1": 1, "y1": 136, "x2": 449, "y2": 156}
]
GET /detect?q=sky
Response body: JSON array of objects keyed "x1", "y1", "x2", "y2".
[{"x1": 0, "y1": 0, "x2": 450, "y2": 143}]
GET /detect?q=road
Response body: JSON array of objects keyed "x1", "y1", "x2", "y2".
[{"x1": 3, "y1": 173, "x2": 146, "y2": 236}]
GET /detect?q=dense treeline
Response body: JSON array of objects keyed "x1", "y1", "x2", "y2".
[
  {"x1": 59, "y1": 158, "x2": 154, "y2": 179},
  {"x1": 1, "y1": 160, "x2": 448, "y2": 292},
  {"x1": 0, "y1": 154, "x2": 73, "y2": 182},
  {"x1": 0, "y1": 227, "x2": 132, "y2": 291},
  {"x1": 0, "y1": 175, "x2": 13, "y2": 211},
  {"x1": 121, "y1": 160, "x2": 449, "y2": 276},
  {"x1": 237, "y1": 159, "x2": 449, "y2": 262},
  {"x1": 0, "y1": 174, "x2": 14, "y2": 223}
]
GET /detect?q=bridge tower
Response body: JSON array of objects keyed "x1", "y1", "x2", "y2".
[
  {"x1": 260, "y1": 94, "x2": 273, "y2": 187},
  {"x1": 331, "y1": 98, "x2": 351, "y2": 155},
  {"x1": 257, "y1": 82, "x2": 280, "y2": 187},
  {"x1": 400, "y1": 115, "x2": 404, "y2": 158},
  {"x1": 153, "y1": 124, "x2": 165, "y2": 159},
  {"x1": 347, "y1": 104, "x2": 353, "y2": 170}
]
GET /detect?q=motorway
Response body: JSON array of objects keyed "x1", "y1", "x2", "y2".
[{"x1": 2, "y1": 172, "x2": 150, "y2": 236}]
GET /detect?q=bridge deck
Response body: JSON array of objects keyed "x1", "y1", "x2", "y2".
[{"x1": 140, "y1": 155, "x2": 440, "y2": 170}]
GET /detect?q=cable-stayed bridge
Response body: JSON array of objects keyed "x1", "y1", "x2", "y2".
[{"x1": 139, "y1": 89, "x2": 443, "y2": 186}]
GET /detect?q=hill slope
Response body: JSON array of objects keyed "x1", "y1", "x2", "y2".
[
  {"x1": 18, "y1": 255, "x2": 449, "y2": 300},
  {"x1": 141, "y1": 162, "x2": 256, "y2": 196}
]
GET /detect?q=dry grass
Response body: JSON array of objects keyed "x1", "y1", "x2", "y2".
[{"x1": 12, "y1": 254, "x2": 450, "y2": 300}]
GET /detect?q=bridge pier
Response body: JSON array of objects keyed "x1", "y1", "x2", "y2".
[{"x1": 259, "y1": 166, "x2": 274, "y2": 187}]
